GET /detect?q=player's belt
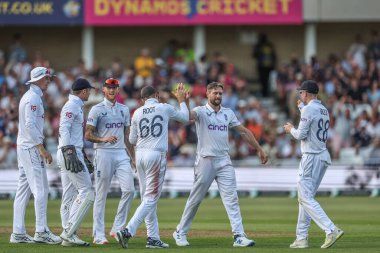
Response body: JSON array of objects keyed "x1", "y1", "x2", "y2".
[
  {"x1": 136, "y1": 148, "x2": 166, "y2": 154},
  {"x1": 303, "y1": 149, "x2": 325, "y2": 155}
]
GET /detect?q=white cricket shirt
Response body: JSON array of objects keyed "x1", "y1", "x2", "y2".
[
  {"x1": 17, "y1": 84, "x2": 45, "y2": 149},
  {"x1": 58, "y1": 94, "x2": 85, "y2": 149},
  {"x1": 87, "y1": 98, "x2": 130, "y2": 149},
  {"x1": 290, "y1": 99, "x2": 330, "y2": 154},
  {"x1": 129, "y1": 98, "x2": 189, "y2": 152},
  {"x1": 193, "y1": 103, "x2": 241, "y2": 157}
]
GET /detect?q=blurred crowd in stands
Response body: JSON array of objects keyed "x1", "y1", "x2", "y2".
[{"x1": 1, "y1": 32, "x2": 380, "y2": 169}]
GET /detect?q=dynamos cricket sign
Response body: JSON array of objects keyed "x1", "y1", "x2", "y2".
[{"x1": 85, "y1": 0, "x2": 302, "y2": 26}]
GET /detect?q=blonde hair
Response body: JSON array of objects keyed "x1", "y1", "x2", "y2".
[{"x1": 207, "y1": 82, "x2": 224, "y2": 91}]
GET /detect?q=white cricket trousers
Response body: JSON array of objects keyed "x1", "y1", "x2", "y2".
[
  {"x1": 296, "y1": 151, "x2": 336, "y2": 240},
  {"x1": 93, "y1": 149, "x2": 134, "y2": 239},
  {"x1": 13, "y1": 146, "x2": 49, "y2": 233},
  {"x1": 58, "y1": 148, "x2": 93, "y2": 230},
  {"x1": 126, "y1": 150, "x2": 166, "y2": 239},
  {"x1": 176, "y1": 156, "x2": 245, "y2": 236}
]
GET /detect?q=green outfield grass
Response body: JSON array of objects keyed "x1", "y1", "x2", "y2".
[{"x1": 0, "y1": 196, "x2": 379, "y2": 253}]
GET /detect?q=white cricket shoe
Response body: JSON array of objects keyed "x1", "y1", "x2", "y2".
[
  {"x1": 60, "y1": 230, "x2": 68, "y2": 241},
  {"x1": 109, "y1": 228, "x2": 119, "y2": 242},
  {"x1": 60, "y1": 231, "x2": 90, "y2": 247},
  {"x1": 289, "y1": 238, "x2": 309, "y2": 248},
  {"x1": 93, "y1": 237, "x2": 109, "y2": 245},
  {"x1": 10, "y1": 233, "x2": 35, "y2": 243},
  {"x1": 321, "y1": 227, "x2": 344, "y2": 249},
  {"x1": 173, "y1": 230, "x2": 189, "y2": 246},
  {"x1": 34, "y1": 230, "x2": 62, "y2": 244},
  {"x1": 233, "y1": 234, "x2": 255, "y2": 247},
  {"x1": 146, "y1": 237, "x2": 169, "y2": 248},
  {"x1": 61, "y1": 240, "x2": 75, "y2": 247}
]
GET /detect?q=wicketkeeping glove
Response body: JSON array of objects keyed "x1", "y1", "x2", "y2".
[
  {"x1": 82, "y1": 148, "x2": 94, "y2": 174},
  {"x1": 61, "y1": 145, "x2": 84, "y2": 173}
]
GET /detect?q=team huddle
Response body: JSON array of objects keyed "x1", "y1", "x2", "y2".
[{"x1": 10, "y1": 66, "x2": 344, "y2": 249}]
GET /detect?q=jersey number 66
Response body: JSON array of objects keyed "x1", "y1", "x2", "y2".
[{"x1": 139, "y1": 115, "x2": 164, "y2": 138}]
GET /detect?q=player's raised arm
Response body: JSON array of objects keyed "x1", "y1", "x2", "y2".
[{"x1": 171, "y1": 83, "x2": 190, "y2": 123}]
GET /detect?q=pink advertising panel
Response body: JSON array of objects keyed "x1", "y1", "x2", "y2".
[{"x1": 85, "y1": 0, "x2": 303, "y2": 26}]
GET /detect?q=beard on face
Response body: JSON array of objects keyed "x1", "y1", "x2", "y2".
[
  {"x1": 210, "y1": 98, "x2": 221, "y2": 106},
  {"x1": 105, "y1": 91, "x2": 117, "y2": 101}
]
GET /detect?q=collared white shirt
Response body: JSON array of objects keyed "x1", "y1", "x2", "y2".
[
  {"x1": 17, "y1": 84, "x2": 45, "y2": 149},
  {"x1": 193, "y1": 103, "x2": 240, "y2": 157},
  {"x1": 129, "y1": 98, "x2": 189, "y2": 152},
  {"x1": 291, "y1": 99, "x2": 330, "y2": 154},
  {"x1": 58, "y1": 94, "x2": 85, "y2": 149},
  {"x1": 87, "y1": 98, "x2": 130, "y2": 149}
]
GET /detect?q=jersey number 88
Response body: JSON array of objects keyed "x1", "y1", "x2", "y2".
[{"x1": 317, "y1": 119, "x2": 329, "y2": 142}]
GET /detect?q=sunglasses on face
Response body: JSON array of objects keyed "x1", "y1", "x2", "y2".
[{"x1": 104, "y1": 78, "x2": 119, "y2": 85}]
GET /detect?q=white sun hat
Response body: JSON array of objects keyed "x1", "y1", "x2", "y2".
[{"x1": 26, "y1": 67, "x2": 54, "y2": 84}]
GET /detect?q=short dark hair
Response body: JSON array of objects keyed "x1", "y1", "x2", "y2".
[
  {"x1": 141, "y1": 86, "x2": 157, "y2": 99},
  {"x1": 207, "y1": 82, "x2": 224, "y2": 91},
  {"x1": 72, "y1": 89, "x2": 82, "y2": 95}
]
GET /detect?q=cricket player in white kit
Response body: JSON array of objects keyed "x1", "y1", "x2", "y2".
[
  {"x1": 173, "y1": 82, "x2": 268, "y2": 248},
  {"x1": 85, "y1": 78, "x2": 136, "y2": 245},
  {"x1": 117, "y1": 84, "x2": 190, "y2": 249},
  {"x1": 11, "y1": 67, "x2": 62, "y2": 244},
  {"x1": 58, "y1": 78, "x2": 95, "y2": 247},
  {"x1": 283, "y1": 80, "x2": 344, "y2": 249}
]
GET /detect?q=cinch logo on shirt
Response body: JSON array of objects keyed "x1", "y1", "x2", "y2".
[
  {"x1": 208, "y1": 124, "x2": 227, "y2": 131},
  {"x1": 105, "y1": 122, "x2": 124, "y2": 128}
]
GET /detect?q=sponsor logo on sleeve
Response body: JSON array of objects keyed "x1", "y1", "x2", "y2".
[
  {"x1": 65, "y1": 112, "x2": 73, "y2": 118},
  {"x1": 31, "y1": 105, "x2": 37, "y2": 111}
]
